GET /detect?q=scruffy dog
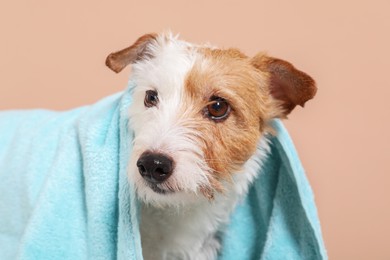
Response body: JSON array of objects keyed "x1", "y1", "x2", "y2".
[{"x1": 106, "y1": 32, "x2": 316, "y2": 260}]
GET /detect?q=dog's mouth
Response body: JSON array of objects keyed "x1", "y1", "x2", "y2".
[{"x1": 145, "y1": 182, "x2": 174, "y2": 194}]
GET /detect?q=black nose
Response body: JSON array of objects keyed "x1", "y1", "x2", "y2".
[{"x1": 136, "y1": 152, "x2": 174, "y2": 183}]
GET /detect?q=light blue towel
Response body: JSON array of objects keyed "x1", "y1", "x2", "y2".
[{"x1": 0, "y1": 81, "x2": 326, "y2": 259}]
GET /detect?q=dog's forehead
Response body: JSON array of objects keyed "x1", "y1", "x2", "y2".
[{"x1": 132, "y1": 36, "x2": 266, "y2": 107}]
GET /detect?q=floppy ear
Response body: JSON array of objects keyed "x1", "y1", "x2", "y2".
[
  {"x1": 251, "y1": 53, "x2": 317, "y2": 115},
  {"x1": 105, "y1": 33, "x2": 157, "y2": 73}
]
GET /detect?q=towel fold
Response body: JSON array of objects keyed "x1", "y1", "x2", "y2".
[
  {"x1": 0, "y1": 81, "x2": 326, "y2": 259},
  {"x1": 219, "y1": 121, "x2": 327, "y2": 260}
]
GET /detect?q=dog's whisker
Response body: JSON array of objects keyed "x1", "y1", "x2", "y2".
[{"x1": 204, "y1": 159, "x2": 230, "y2": 163}]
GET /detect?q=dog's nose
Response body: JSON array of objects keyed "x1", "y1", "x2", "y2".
[{"x1": 136, "y1": 152, "x2": 173, "y2": 183}]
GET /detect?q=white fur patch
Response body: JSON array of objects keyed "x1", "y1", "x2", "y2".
[{"x1": 128, "y1": 33, "x2": 212, "y2": 206}]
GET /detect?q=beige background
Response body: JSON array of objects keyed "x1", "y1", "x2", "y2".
[{"x1": 1, "y1": 1, "x2": 389, "y2": 259}]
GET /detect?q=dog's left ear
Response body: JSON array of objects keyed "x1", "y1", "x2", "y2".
[
  {"x1": 106, "y1": 33, "x2": 157, "y2": 73},
  {"x1": 251, "y1": 54, "x2": 317, "y2": 115}
]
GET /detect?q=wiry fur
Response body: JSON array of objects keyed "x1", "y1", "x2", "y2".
[
  {"x1": 108, "y1": 32, "x2": 316, "y2": 259},
  {"x1": 139, "y1": 140, "x2": 270, "y2": 260}
]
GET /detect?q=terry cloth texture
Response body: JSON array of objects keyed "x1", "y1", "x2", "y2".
[{"x1": 0, "y1": 81, "x2": 327, "y2": 260}]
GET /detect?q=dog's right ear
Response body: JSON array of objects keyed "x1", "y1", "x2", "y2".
[
  {"x1": 105, "y1": 33, "x2": 157, "y2": 73},
  {"x1": 251, "y1": 53, "x2": 317, "y2": 116}
]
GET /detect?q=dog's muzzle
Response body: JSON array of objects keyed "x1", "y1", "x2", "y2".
[{"x1": 136, "y1": 152, "x2": 174, "y2": 184}]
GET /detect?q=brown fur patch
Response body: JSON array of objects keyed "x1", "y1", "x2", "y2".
[
  {"x1": 251, "y1": 53, "x2": 317, "y2": 115},
  {"x1": 183, "y1": 48, "x2": 277, "y2": 192}
]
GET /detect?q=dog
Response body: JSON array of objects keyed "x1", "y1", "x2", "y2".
[{"x1": 106, "y1": 32, "x2": 316, "y2": 260}]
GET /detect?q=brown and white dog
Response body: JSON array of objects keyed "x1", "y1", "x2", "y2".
[{"x1": 106, "y1": 32, "x2": 316, "y2": 260}]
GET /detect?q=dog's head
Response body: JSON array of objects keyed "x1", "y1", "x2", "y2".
[{"x1": 106, "y1": 33, "x2": 316, "y2": 206}]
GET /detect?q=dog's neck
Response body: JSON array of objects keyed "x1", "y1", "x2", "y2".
[{"x1": 139, "y1": 138, "x2": 269, "y2": 260}]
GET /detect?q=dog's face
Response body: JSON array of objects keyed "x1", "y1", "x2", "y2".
[{"x1": 106, "y1": 33, "x2": 316, "y2": 206}]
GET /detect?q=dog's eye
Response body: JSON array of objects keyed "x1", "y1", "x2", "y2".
[
  {"x1": 144, "y1": 90, "x2": 159, "y2": 107},
  {"x1": 206, "y1": 96, "x2": 231, "y2": 121}
]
